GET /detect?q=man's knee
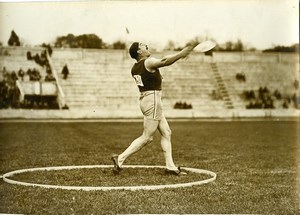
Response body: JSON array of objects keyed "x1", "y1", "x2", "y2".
[
  {"x1": 142, "y1": 135, "x2": 154, "y2": 144},
  {"x1": 146, "y1": 136, "x2": 154, "y2": 143}
]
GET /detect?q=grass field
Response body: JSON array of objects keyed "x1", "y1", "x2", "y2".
[{"x1": 0, "y1": 120, "x2": 299, "y2": 214}]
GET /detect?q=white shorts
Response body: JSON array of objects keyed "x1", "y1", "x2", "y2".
[{"x1": 139, "y1": 90, "x2": 163, "y2": 120}]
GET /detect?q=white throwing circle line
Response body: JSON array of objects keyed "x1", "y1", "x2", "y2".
[{"x1": 2, "y1": 165, "x2": 217, "y2": 191}]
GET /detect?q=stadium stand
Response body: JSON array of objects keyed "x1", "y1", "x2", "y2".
[
  {"x1": 1, "y1": 46, "x2": 299, "y2": 113},
  {"x1": 51, "y1": 49, "x2": 227, "y2": 110},
  {"x1": 217, "y1": 61, "x2": 299, "y2": 109},
  {"x1": 51, "y1": 49, "x2": 138, "y2": 110},
  {"x1": 0, "y1": 47, "x2": 60, "y2": 109}
]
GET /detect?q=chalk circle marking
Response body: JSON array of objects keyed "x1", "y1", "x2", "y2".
[{"x1": 2, "y1": 165, "x2": 217, "y2": 191}]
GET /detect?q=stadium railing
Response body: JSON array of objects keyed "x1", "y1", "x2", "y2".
[{"x1": 46, "y1": 51, "x2": 66, "y2": 109}]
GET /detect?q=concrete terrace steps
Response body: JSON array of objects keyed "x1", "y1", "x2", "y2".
[
  {"x1": 52, "y1": 58, "x2": 139, "y2": 108},
  {"x1": 64, "y1": 96, "x2": 138, "y2": 102},
  {"x1": 61, "y1": 79, "x2": 134, "y2": 85},
  {"x1": 48, "y1": 49, "x2": 299, "y2": 111},
  {"x1": 210, "y1": 63, "x2": 234, "y2": 109},
  {"x1": 217, "y1": 62, "x2": 298, "y2": 96},
  {"x1": 0, "y1": 53, "x2": 47, "y2": 78},
  {"x1": 0, "y1": 59, "x2": 41, "y2": 68},
  {"x1": 51, "y1": 54, "x2": 221, "y2": 109},
  {"x1": 215, "y1": 61, "x2": 299, "y2": 109},
  {"x1": 2, "y1": 47, "x2": 298, "y2": 113}
]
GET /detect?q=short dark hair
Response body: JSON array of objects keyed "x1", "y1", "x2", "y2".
[{"x1": 129, "y1": 42, "x2": 139, "y2": 59}]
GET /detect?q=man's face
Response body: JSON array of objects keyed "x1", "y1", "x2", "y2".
[{"x1": 138, "y1": 43, "x2": 151, "y2": 57}]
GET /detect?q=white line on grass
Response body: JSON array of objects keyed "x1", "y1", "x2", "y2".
[{"x1": 2, "y1": 165, "x2": 217, "y2": 191}]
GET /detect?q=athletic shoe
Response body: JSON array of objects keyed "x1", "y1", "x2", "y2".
[
  {"x1": 111, "y1": 154, "x2": 122, "y2": 175},
  {"x1": 165, "y1": 166, "x2": 187, "y2": 176}
]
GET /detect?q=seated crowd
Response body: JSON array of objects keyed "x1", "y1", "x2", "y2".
[
  {"x1": 0, "y1": 69, "x2": 59, "y2": 109},
  {"x1": 0, "y1": 46, "x2": 67, "y2": 109},
  {"x1": 0, "y1": 68, "x2": 20, "y2": 109},
  {"x1": 0, "y1": 51, "x2": 59, "y2": 109},
  {"x1": 12, "y1": 67, "x2": 51, "y2": 82},
  {"x1": 174, "y1": 101, "x2": 193, "y2": 109},
  {"x1": 26, "y1": 49, "x2": 56, "y2": 82},
  {"x1": 211, "y1": 89, "x2": 222, "y2": 100},
  {"x1": 27, "y1": 50, "x2": 49, "y2": 67},
  {"x1": 236, "y1": 72, "x2": 246, "y2": 82},
  {"x1": 26, "y1": 49, "x2": 70, "y2": 81},
  {"x1": 244, "y1": 86, "x2": 298, "y2": 109}
]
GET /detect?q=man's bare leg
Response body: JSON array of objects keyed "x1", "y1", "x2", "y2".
[
  {"x1": 118, "y1": 118, "x2": 159, "y2": 167},
  {"x1": 158, "y1": 117, "x2": 177, "y2": 170}
]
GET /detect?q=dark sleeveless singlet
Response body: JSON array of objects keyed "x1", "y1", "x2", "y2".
[{"x1": 131, "y1": 59, "x2": 162, "y2": 92}]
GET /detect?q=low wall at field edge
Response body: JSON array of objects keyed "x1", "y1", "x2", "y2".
[{"x1": 0, "y1": 109, "x2": 299, "y2": 120}]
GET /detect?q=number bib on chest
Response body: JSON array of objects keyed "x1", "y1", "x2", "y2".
[{"x1": 133, "y1": 75, "x2": 144, "y2": 86}]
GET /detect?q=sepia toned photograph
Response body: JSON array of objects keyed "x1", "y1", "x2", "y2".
[{"x1": 0, "y1": 0, "x2": 299, "y2": 214}]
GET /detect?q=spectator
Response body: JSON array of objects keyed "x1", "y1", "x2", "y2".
[
  {"x1": 45, "y1": 73, "x2": 56, "y2": 82},
  {"x1": 26, "y1": 51, "x2": 32, "y2": 60},
  {"x1": 291, "y1": 93, "x2": 298, "y2": 108},
  {"x1": 258, "y1": 86, "x2": 264, "y2": 96},
  {"x1": 34, "y1": 69, "x2": 41, "y2": 81},
  {"x1": 282, "y1": 100, "x2": 289, "y2": 109},
  {"x1": 264, "y1": 97, "x2": 274, "y2": 109},
  {"x1": 236, "y1": 72, "x2": 246, "y2": 82},
  {"x1": 246, "y1": 100, "x2": 255, "y2": 109},
  {"x1": 18, "y1": 68, "x2": 25, "y2": 81},
  {"x1": 33, "y1": 54, "x2": 42, "y2": 66},
  {"x1": 258, "y1": 86, "x2": 270, "y2": 101},
  {"x1": 2, "y1": 66, "x2": 7, "y2": 74},
  {"x1": 62, "y1": 104, "x2": 69, "y2": 109},
  {"x1": 273, "y1": 89, "x2": 282, "y2": 100},
  {"x1": 11, "y1": 71, "x2": 18, "y2": 81},
  {"x1": 41, "y1": 43, "x2": 53, "y2": 56},
  {"x1": 294, "y1": 80, "x2": 299, "y2": 89},
  {"x1": 26, "y1": 68, "x2": 32, "y2": 78},
  {"x1": 61, "y1": 64, "x2": 69, "y2": 79},
  {"x1": 40, "y1": 50, "x2": 48, "y2": 66},
  {"x1": 46, "y1": 63, "x2": 52, "y2": 74},
  {"x1": 28, "y1": 68, "x2": 41, "y2": 81},
  {"x1": 212, "y1": 89, "x2": 222, "y2": 100},
  {"x1": 254, "y1": 98, "x2": 263, "y2": 109},
  {"x1": 262, "y1": 86, "x2": 269, "y2": 94},
  {"x1": 249, "y1": 90, "x2": 255, "y2": 99},
  {"x1": 243, "y1": 89, "x2": 255, "y2": 100},
  {"x1": 0, "y1": 70, "x2": 20, "y2": 109}
]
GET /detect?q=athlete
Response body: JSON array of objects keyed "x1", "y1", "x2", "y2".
[{"x1": 112, "y1": 40, "x2": 199, "y2": 175}]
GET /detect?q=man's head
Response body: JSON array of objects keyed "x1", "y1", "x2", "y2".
[
  {"x1": 129, "y1": 42, "x2": 139, "y2": 59},
  {"x1": 129, "y1": 42, "x2": 150, "y2": 60}
]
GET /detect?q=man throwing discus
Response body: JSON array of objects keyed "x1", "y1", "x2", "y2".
[{"x1": 112, "y1": 39, "x2": 199, "y2": 176}]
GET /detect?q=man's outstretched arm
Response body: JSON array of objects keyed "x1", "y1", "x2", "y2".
[{"x1": 145, "y1": 40, "x2": 199, "y2": 72}]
